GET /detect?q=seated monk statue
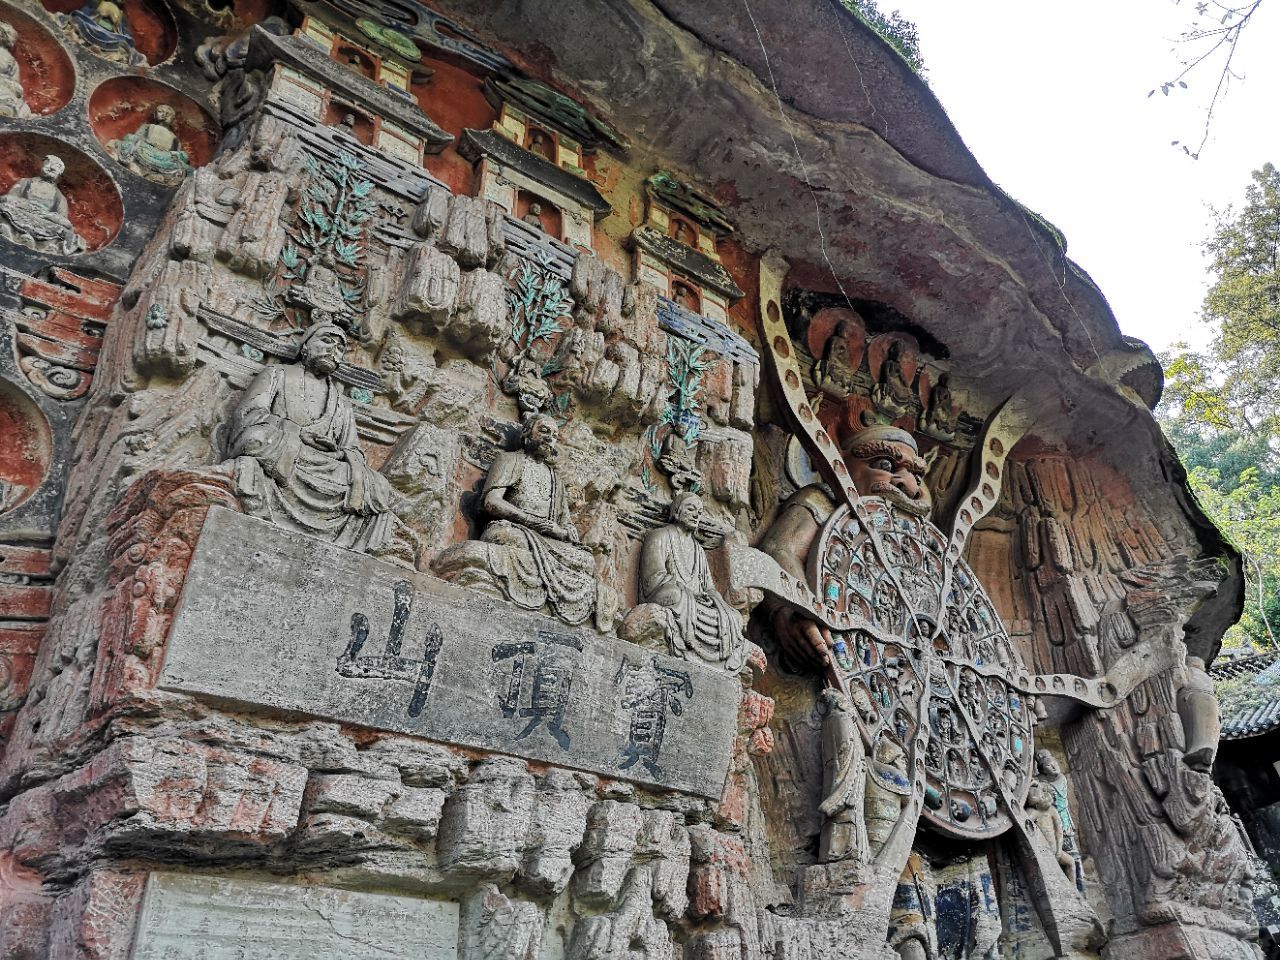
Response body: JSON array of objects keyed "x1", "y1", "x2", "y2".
[
  {"x1": 0, "y1": 155, "x2": 86, "y2": 255},
  {"x1": 107, "y1": 104, "x2": 192, "y2": 187},
  {"x1": 61, "y1": 0, "x2": 144, "y2": 65},
  {"x1": 918, "y1": 372, "x2": 958, "y2": 441},
  {"x1": 224, "y1": 321, "x2": 413, "y2": 564},
  {"x1": 629, "y1": 491, "x2": 747, "y2": 672},
  {"x1": 0, "y1": 22, "x2": 29, "y2": 119},
  {"x1": 870, "y1": 340, "x2": 917, "y2": 421},
  {"x1": 436, "y1": 413, "x2": 600, "y2": 626}
]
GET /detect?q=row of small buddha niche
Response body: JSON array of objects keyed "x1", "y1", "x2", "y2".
[
  {"x1": 0, "y1": 126, "x2": 190, "y2": 257},
  {"x1": 820, "y1": 324, "x2": 958, "y2": 441}
]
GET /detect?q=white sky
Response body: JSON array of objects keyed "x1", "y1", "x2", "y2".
[{"x1": 885, "y1": 0, "x2": 1280, "y2": 355}]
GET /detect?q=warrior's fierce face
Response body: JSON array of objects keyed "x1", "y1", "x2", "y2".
[{"x1": 845, "y1": 434, "x2": 932, "y2": 518}]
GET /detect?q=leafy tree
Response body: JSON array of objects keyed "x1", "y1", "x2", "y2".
[
  {"x1": 1204, "y1": 162, "x2": 1280, "y2": 426},
  {"x1": 1184, "y1": 464, "x2": 1280, "y2": 648},
  {"x1": 840, "y1": 0, "x2": 924, "y2": 72},
  {"x1": 1158, "y1": 1, "x2": 1265, "y2": 157},
  {"x1": 1157, "y1": 163, "x2": 1280, "y2": 649}
]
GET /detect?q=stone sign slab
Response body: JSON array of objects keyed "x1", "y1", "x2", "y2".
[
  {"x1": 159, "y1": 508, "x2": 740, "y2": 798},
  {"x1": 130, "y1": 871, "x2": 458, "y2": 959}
]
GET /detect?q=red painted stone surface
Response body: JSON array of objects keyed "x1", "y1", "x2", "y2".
[
  {"x1": 417, "y1": 54, "x2": 496, "y2": 195},
  {"x1": 0, "y1": 1, "x2": 74, "y2": 115},
  {"x1": 88, "y1": 76, "x2": 220, "y2": 170},
  {"x1": 47, "y1": 870, "x2": 145, "y2": 960},
  {"x1": 0, "y1": 382, "x2": 51, "y2": 515},
  {"x1": 0, "y1": 134, "x2": 124, "y2": 252},
  {"x1": 89, "y1": 470, "x2": 239, "y2": 714}
]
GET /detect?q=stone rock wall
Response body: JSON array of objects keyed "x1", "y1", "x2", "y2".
[{"x1": 0, "y1": 1, "x2": 1256, "y2": 958}]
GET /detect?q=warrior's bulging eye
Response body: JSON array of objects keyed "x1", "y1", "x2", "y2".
[{"x1": 871, "y1": 458, "x2": 894, "y2": 471}]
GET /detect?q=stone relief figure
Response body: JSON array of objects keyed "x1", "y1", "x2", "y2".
[
  {"x1": 656, "y1": 430, "x2": 701, "y2": 492},
  {"x1": 760, "y1": 425, "x2": 932, "y2": 647},
  {"x1": 759, "y1": 425, "x2": 996, "y2": 960},
  {"x1": 379, "y1": 329, "x2": 434, "y2": 413},
  {"x1": 289, "y1": 251, "x2": 356, "y2": 326},
  {"x1": 818, "y1": 686, "x2": 874, "y2": 863},
  {"x1": 106, "y1": 104, "x2": 192, "y2": 187},
  {"x1": 0, "y1": 155, "x2": 86, "y2": 255},
  {"x1": 1035, "y1": 748, "x2": 1084, "y2": 892},
  {"x1": 1177, "y1": 654, "x2": 1220, "y2": 772},
  {"x1": 869, "y1": 340, "x2": 917, "y2": 422},
  {"x1": 0, "y1": 22, "x2": 29, "y2": 119},
  {"x1": 865, "y1": 735, "x2": 933, "y2": 960},
  {"x1": 59, "y1": 0, "x2": 145, "y2": 65},
  {"x1": 501, "y1": 354, "x2": 554, "y2": 417},
  {"x1": 917, "y1": 372, "x2": 957, "y2": 442},
  {"x1": 522, "y1": 201, "x2": 545, "y2": 230},
  {"x1": 1026, "y1": 780, "x2": 1073, "y2": 878},
  {"x1": 817, "y1": 318, "x2": 859, "y2": 394},
  {"x1": 224, "y1": 322, "x2": 414, "y2": 564},
  {"x1": 627, "y1": 492, "x2": 747, "y2": 673},
  {"x1": 435, "y1": 414, "x2": 604, "y2": 628}
]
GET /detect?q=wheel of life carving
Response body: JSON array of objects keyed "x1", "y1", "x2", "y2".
[{"x1": 810, "y1": 497, "x2": 1034, "y2": 840}]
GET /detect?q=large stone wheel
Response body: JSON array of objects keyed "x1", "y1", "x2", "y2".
[{"x1": 809, "y1": 497, "x2": 1035, "y2": 839}]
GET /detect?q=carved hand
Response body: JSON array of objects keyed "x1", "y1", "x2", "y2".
[
  {"x1": 301, "y1": 428, "x2": 338, "y2": 452},
  {"x1": 529, "y1": 516, "x2": 569, "y2": 540},
  {"x1": 770, "y1": 606, "x2": 832, "y2": 669}
]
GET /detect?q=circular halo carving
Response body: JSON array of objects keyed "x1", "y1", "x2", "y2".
[{"x1": 809, "y1": 497, "x2": 1034, "y2": 839}]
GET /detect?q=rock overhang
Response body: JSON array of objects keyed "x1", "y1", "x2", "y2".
[{"x1": 438, "y1": 0, "x2": 1242, "y2": 650}]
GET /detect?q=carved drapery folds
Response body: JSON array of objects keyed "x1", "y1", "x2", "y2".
[
  {"x1": 624, "y1": 491, "x2": 749, "y2": 673},
  {"x1": 0, "y1": 156, "x2": 86, "y2": 256},
  {"x1": 433, "y1": 412, "x2": 614, "y2": 629},
  {"x1": 221, "y1": 322, "x2": 416, "y2": 566},
  {"x1": 0, "y1": 4, "x2": 1257, "y2": 958}
]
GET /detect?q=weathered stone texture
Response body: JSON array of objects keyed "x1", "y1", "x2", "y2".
[
  {"x1": 129, "y1": 872, "x2": 459, "y2": 959},
  {"x1": 0, "y1": 2, "x2": 1257, "y2": 957},
  {"x1": 159, "y1": 509, "x2": 741, "y2": 797}
]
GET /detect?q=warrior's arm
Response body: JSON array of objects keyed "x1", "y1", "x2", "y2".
[{"x1": 758, "y1": 500, "x2": 832, "y2": 669}]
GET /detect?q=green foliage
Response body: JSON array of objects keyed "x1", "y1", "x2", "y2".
[
  {"x1": 1203, "y1": 162, "x2": 1280, "y2": 430},
  {"x1": 1214, "y1": 670, "x2": 1280, "y2": 717},
  {"x1": 662, "y1": 337, "x2": 711, "y2": 443},
  {"x1": 1183, "y1": 464, "x2": 1280, "y2": 647},
  {"x1": 1159, "y1": 352, "x2": 1280, "y2": 648},
  {"x1": 1156, "y1": 163, "x2": 1280, "y2": 650},
  {"x1": 507, "y1": 260, "x2": 572, "y2": 357},
  {"x1": 298, "y1": 150, "x2": 376, "y2": 272},
  {"x1": 839, "y1": 0, "x2": 924, "y2": 73},
  {"x1": 253, "y1": 149, "x2": 375, "y2": 333}
]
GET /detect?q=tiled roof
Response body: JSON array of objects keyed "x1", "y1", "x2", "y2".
[{"x1": 1211, "y1": 651, "x2": 1280, "y2": 740}]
